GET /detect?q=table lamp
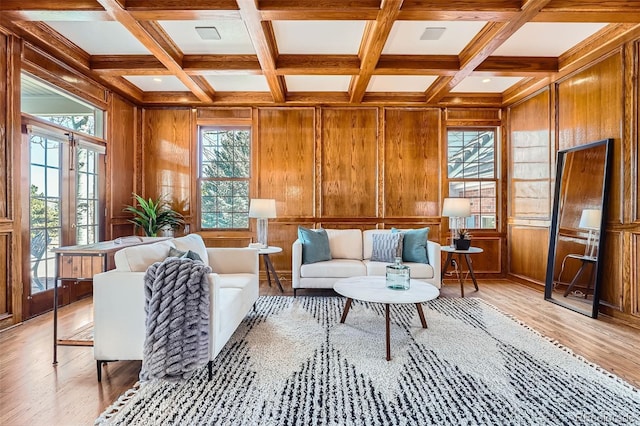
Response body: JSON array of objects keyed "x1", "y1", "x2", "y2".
[
  {"x1": 579, "y1": 208, "x2": 601, "y2": 258},
  {"x1": 249, "y1": 199, "x2": 276, "y2": 249},
  {"x1": 442, "y1": 198, "x2": 471, "y2": 248}
]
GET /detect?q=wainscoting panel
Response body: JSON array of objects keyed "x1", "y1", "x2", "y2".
[
  {"x1": 599, "y1": 230, "x2": 623, "y2": 311},
  {"x1": 257, "y1": 108, "x2": 316, "y2": 218},
  {"x1": 508, "y1": 225, "x2": 549, "y2": 285},
  {"x1": 0, "y1": 233, "x2": 7, "y2": 317},
  {"x1": 320, "y1": 108, "x2": 378, "y2": 218},
  {"x1": 383, "y1": 108, "x2": 441, "y2": 218}
]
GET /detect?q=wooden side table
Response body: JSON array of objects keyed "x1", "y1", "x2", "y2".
[
  {"x1": 258, "y1": 246, "x2": 284, "y2": 292},
  {"x1": 441, "y1": 246, "x2": 484, "y2": 297}
]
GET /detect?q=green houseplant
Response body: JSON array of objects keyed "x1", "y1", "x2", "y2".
[
  {"x1": 454, "y1": 228, "x2": 472, "y2": 250},
  {"x1": 123, "y1": 193, "x2": 185, "y2": 237}
]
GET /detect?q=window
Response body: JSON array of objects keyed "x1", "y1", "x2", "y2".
[
  {"x1": 198, "y1": 127, "x2": 251, "y2": 229},
  {"x1": 447, "y1": 128, "x2": 498, "y2": 229}
]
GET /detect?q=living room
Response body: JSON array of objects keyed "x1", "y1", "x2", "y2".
[{"x1": 1, "y1": 1, "x2": 640, "y2": 425}]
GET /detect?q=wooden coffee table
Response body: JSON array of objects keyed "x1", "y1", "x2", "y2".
[{"x1": 333, "y1": 276, "x2": 440, "y2": 361}]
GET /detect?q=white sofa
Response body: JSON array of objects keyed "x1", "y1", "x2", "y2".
[
  {"x1": 292, "y1": 229, "x2": 441, "y2": 295},
  {"x1": 93, "y1": 234, "x2": 259, "y2": 381}
]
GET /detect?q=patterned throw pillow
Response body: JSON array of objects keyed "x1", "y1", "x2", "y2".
[
  {"x1": 298, "y1": 226, "x2": 332, "y2": 264},
  {"x1": 371, "y1": 233, "x2": 404, "y2": 263}
]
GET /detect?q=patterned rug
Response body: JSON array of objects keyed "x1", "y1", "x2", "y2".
[{"x1": 96, "y1": 296, "x2": 639, "y2": 425}]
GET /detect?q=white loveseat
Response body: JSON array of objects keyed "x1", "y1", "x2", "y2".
[
  {"x1": 93, "y1": 234, "x2": 259, "y2": 381},
  {"x1": 292, "y1": 229, "x2": 441, "y2": 296}
]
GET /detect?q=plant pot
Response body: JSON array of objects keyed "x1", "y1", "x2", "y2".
[{"x1": 454, "y1": 238, "x2": 471, "y2": 250}]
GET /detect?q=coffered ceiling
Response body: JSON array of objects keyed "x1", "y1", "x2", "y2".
[{"x1": 2, "y1": 1, "x2": 640, "y2": 107}]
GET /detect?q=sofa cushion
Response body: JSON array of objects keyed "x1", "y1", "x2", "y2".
[
  {"x1": 114, "y1": 240, "x2": 175, "y2": 272},
  {"x1": 392, "y1": 227, "x2": 430, "y2": 264},
  {"x1": 370, "y1": 233, "x2": 403, "y2": 263},
  {"x1": 172, "y1": 234, "x2": 209, "y2": 266},
  {"x1": 298, "y1": 227, "x2": 332, "y2": 264},
  {"x1": 326, "y1": 229, "x2": 363, "y2": 260},
  {"x1": 300, "y1": 259, "x2": 366, "y2": 278},
  {"x1": 364, "y1": 260, "x2": 434, "y2": 279}
]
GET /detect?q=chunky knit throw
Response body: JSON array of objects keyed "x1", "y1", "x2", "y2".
[{"x1": 140, "y1": 257, "x2": 212, "y2": 382}]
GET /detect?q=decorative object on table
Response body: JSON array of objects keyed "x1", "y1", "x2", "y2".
[
  {"x1": 123, "y1": 193, "x2": 185, "y2": 237},
  {"x1": 386, "y1": 257, "x2": 410, "y2": 290},
  {"x1": 454, "y1": 228, "x2": 472, "y2": 250},
  {"x1": 97, "y1": 297, "x2": 640, "y2": 426},
  {"x1": 442, "y1": 197, "x2": 471, "y2": 248},
  {"x1": 579, "y1": 208, "x2": 601, "y2": 258},
  {"x1": 249, "y1": 198, "x2": 277, "y2": 248}
]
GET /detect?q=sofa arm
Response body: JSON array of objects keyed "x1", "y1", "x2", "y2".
[
  {"x1": 93, "y1": 271, "x2": 147, "y2": 360},
  {"x1": 427, "y1": 240, "x2": 442, "y2": 288},
  {"x1": 292, "y1": 239, "x2": 302, "y2": 289},
  {"x1": 207, "y1": 248, "x2": 259, "y2": 275}
]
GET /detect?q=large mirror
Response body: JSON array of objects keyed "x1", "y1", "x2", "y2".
[{"x1": 544, "y1": 138, "x2": 613, "y2": 318}]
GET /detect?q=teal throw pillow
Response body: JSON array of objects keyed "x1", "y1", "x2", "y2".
[
  {"x1": 371, "y1": 233, "x2": 403, "y2": 263},
  {"x1": 391, "y1": 227, "x2": 430, "y2": 264},
  {"x1": 298, "y1": 226, "x2": 332, "y2": 264}
]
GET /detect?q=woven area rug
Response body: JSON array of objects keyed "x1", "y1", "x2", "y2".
[{"x1": 96, "y1": 296, "x2": 639, "y2": 425}]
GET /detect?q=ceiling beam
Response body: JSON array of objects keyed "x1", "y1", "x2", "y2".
[
  {"x1": 276, "y1": 55, "x2": 361, "y2": 75},
  {"x1": 236, "y1": 0, "x2": 285, "y2": 103},
  {"x1": 349, "y1": 0, "x2": 404, "y2": 103},
  {"x1": 95, "y1": 0, "x2": 213, "y2": 103},
  {"x1": 376, "y1": 55, "x2": 459, "y2": 75},
  {"x1": 474, "y1": 56, "x2": 558, "y2": 75},
  {"x1": 425, "y1": 0, "x2": 553, "y2": 104}
]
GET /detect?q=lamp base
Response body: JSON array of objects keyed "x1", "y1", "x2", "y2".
[{"x1": 256, "y1": 218, "x2": 269, "y2": 249}]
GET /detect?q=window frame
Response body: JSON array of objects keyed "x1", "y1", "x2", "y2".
[
  {"x1": 446, "y1": 127, "x2": 499, "y2": 230},
  {"x1": 197, "y1": 125, "x2": 252, "y2": 231}
]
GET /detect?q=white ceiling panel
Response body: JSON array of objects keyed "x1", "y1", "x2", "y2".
[
  {"x1": 451, "y1": 76, "x2": 524, "y2": 93},
  {"x1": 158, "y1": 20, "x2": 255, "y2": 54},
  {"x1": 273, "y1": 21, "x2": 367, "y2": 54},
  {"x1": 204, "y1": 75, "x2": 269, "y2": 91},
  {"x1": 493, "y1": 23, "x2": 608, "y2": 57},
  {"x1": 285, "y1": 76, "x2": 351, "y2": 92},
  {"x1": 123, "y1": 76, "x2": 189, "y2": 92},
  {"x1": 45, "y1": 21, "x2": 150, "y2": 55},
  {"x1": 367, "y1": 75, "x2": 438, "y2": 92},
  {"x1": 383, "y1": 21, "x2": 487, "y2": 55}
]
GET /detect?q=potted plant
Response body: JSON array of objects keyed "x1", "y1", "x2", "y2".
[
  {"x1": 123, "y1": 193, "x2": 185, "y2": 237},
  {"x1": 454, "y1": 228, "x2": 472, "y2": 250}
]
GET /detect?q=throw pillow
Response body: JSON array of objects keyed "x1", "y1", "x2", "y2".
[
  {"x1": 298, "y1": 226, "x2": 332, "y2": 264},
  {"x1": 370, "y1": 233, "x2": 403, "y2": 263},
  {"x1": 167, "y1": 247, "x2": 203, "y2": 262},
  {"x1": 167, "y1": 247, "x2": 186, "y2": 258},
  {"x1": 392, "y1": 227, "x2": 430, "y2": 264}
]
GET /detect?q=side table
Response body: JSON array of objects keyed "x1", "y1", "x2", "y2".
[
  {"x1": 441, "y1": 246, "x2": 483, "y2": 297},
  {"x1": 258, "y1": 246, "x2": 284, "y2": 292}
]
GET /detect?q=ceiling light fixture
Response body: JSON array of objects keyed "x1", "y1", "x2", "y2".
[
  {"x1": 482, "y1": 78, "x2": 492, "y2": 83},
  {"x1": 195, "y1": 26, "x2": 221, "y2": 41},
  {"x1": 153, "y1": 77, "x2": 163, "y2": 82},
  {"x1": 420, "y1": 27, "x2": 446, "y2": 41}
]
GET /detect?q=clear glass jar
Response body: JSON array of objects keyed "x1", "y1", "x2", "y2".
[{"x1": 386, "y1": 257, "x2": 410, "y2": 290}]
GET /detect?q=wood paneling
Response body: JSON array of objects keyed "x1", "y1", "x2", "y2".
[
  {"x1": 107, "y1": 95, "x2": 138, "y2": 239},
  {"x1": 446, "y1": 108, "x2": 501, "y2": 122},
  {"x1": 0, "y1": 33, "x2": 7, "y2": 219},
  {"x1": 508, "y1": 89, "x2": 552, "y2": 219},
  {"x1": 508, "y1": 225, "x2": 549, "y2": 284},
  {"x1": 257, "y1": 108, "x2": 315, "y2": 217},
  {"x1": 321, "y1": 108, "x2": 378, "y2": 218},
  {"x1": 198, "y1": 107, "x2": 251, "y2": 121},
  {"x1": 0, "y1": 234, "x2": 7, "y2": 316},
  {"x1": 141, "y1": 108, "x2": 192, "y2": 214},
  {"x1": 600, "y1": 230, "x2": 623, "y2": 310},
  {"x1": 384, "y1": 108, "x2": 441, "y2": 217}
]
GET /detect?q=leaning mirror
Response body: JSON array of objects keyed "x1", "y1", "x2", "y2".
[{"x1": 544, "y1": 138, "x2": 613, "y2": 318}]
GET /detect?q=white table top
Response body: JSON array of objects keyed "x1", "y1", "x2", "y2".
[
  {"x1": 441, "y1": 246, "x2": 483, "y2": 254},
  {"x1": 258, "y1": 246, "x2": 282, "y2": 255},
  {"x1": 334, "y1": 276, "x2": 439, "y2": 304}
]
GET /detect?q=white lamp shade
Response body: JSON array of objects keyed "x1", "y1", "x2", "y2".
[
  {"x1": 579, "y1": 209, "x2": 601, "y2": 230},
  {"x1": 249, "y1": 199, "x2": 277, "y2": 218},
  {"x1": 442, "y1": 198, "x2": 471, "y2": 217}
]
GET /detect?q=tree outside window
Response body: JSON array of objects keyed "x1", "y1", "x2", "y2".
[
  {"x1": 447, "y1": 128, "x2": 498, "y2": 229},
  {"x1": 199, "y1": 127, "x2": 251, "y2": 229}
]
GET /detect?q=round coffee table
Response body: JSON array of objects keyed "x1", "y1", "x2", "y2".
[{"x1": 333, "y1": 276, "x2": 440, "y2": 361}]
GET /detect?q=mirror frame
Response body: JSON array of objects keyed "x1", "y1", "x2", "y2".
[{"x1": 544, "y1": 138, "x2": 613, "y2": 318}]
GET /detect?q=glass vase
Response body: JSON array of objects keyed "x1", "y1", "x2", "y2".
[{"x1": 386, "y1": 257, "x2": 410, "y2": 290}]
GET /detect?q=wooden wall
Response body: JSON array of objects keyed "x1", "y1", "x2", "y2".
[
  {"x1": 140, "y1": 105, "x2": 505, "y2": 283},
  {"x1": 507, "y1": 45, "x2": 640, "y2": 325}
]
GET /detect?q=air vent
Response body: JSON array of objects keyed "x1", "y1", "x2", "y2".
[
  {"x1": 420, "y1": 27, "x2": 446, "y2": 41},
  {"x1": 195, "y1": 27, "x2": 221, "y2": 40}
]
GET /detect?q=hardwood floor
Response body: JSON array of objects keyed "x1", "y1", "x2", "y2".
[{"x1": 1, "y1": 279, "x2": 639, "y2": 426}]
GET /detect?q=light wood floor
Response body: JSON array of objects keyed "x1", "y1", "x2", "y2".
[{"x1": 1, "y1": 279, "x2": 639, "y2": 426}]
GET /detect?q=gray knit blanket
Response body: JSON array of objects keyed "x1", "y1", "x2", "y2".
[{"x1": 140, "y1": 257, "x2": 212, "y2": 382}]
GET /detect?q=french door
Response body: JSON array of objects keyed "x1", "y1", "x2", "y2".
[{"x1": 23, "y1": 124, "x2": 105, "y2": 318}]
